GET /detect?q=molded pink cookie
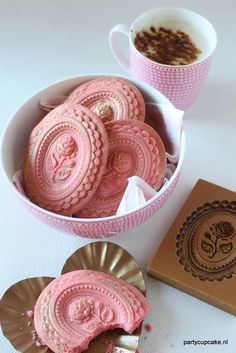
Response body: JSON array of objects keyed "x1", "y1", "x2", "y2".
[
  {"x1": 34, "y1": 270, "x2": 149, "y2": 353},
  {"x1": 66, "y1": 77, "x2": 145, "y2": 123},
  {"x1": 23, "y1": 104, "x2": 108, "y2": 216},
  {"x1": 76, "y1": 120, "x2": 167, "y2": 218}
]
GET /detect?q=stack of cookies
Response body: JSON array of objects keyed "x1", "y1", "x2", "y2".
[{"x1": 23, "y1": 77, "x2": 167, "y2": 217}]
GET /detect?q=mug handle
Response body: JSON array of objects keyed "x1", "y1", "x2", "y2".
[{"x1": 109, "y1": 24, "x2": 130, "y2": 72}]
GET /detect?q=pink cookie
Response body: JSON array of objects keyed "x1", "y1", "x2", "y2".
[
  {"x1": 66, "y1": 77, "x2": 145, "y2": 123},
  {"x1": 23, "y1": 104, "x2": 108, "y2": 216},
  {"x1": 76, "y1": 120, "x2": 167, "y2": 218},
  {"x1": 34, "y1": 270, "x2": 149, "y2": 353}
]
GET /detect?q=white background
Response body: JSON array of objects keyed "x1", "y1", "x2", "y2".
[{"x1": 0, "y1": 0, "x2": 236, "y2": 352}]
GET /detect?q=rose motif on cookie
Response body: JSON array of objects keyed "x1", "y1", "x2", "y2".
[
  {"x1": 57, "y1": 135, "x2": 76, "y2": 158},
  {"x1": 51, "y1": 136, "x2": 77, "y2": 181},
  {"x1": 112, "y1": 152, "x2": 132, "y2": 174},
  {"x1": 82, "y1": 301, "x2": 114, "y2": 333},
  {"x1": 96, "y1": 152, "x2": 133, "y2": 196},
  {"x1": 92, "y1": 102, "x2": 113, "y2": 121},
  {"x1": 69, "y1": 299, "x2": 93, "y2": 322},
  {"x1": 69, "y1": 299, "x2": 115, "y2": 326}
]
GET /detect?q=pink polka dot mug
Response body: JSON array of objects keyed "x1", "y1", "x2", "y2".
[{"x1": 109, "y1": 8, "x2": 217, "y2": 111}]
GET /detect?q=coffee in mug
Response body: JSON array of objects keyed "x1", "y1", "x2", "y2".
[{"x1": 109, "y1": 8, "x2": 217, "y2": 110}]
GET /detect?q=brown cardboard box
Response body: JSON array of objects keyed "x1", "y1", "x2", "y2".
[{"x1": 147, "y1": 179, "x2": 236, "y2": 315}]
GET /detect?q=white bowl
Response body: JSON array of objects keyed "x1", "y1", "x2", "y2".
[{"x1": 1, "y1": 74, "x2": 186, "y2": 238}]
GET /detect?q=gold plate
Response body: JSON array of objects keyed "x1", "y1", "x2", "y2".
[
  {"x1": 62, "y1": 241, "x2": 145, "y2": 292},
  {"x1": 0, "y1": 277, "x2": 54, "y2": 353},
  {"x1": 0, "y1": 242, "x2": 146, "y2": 353}
]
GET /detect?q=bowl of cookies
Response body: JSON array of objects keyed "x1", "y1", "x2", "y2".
[{"x1": 1, "y1": 74, "x2": 186, "y2": 238}]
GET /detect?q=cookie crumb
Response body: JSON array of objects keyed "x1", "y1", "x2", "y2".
[
  {"x1": 35, "y1": 340, "x2": 45, "y2": 348},
  {"x1": 144, "y1": 323, "x2": 153, "y2": 332},
  {"x1": 31, "y1": 330, "x2": 46, "y2": 348},
  {"x1": 26, "y1": 309, "x2": 34, "y2": 318},
  {"x1": 100, "y1": 337, "x2": 116, "y2": 353}
]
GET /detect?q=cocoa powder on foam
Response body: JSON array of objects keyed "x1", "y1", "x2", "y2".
[{"x1": 134, "y1": 26, "x2": 201, "y2": 66}]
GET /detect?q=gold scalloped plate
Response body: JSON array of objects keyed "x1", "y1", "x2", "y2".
[
  {"x1": 0, "y1": 277, "x2": 54, "y2": 353},
  {"x1": 61, "y1": 241, "x2": 145, "y2": 292},
  {"x1": 0, "y1": 242, "x2": 146, "y2": 353}
]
